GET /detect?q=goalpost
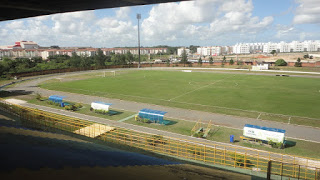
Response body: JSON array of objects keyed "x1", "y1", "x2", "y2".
[{"x1": 103, "y1": 71, "x2": 116, "y2": 77}]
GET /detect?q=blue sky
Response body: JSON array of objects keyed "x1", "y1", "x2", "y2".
[{"x1": 0, "y1": 0, "x2": 319, "y2": 47}]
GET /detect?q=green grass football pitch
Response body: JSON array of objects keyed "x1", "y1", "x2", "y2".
[{"x1": 40, "y1": 70, "x2": 320, "y2": 123}]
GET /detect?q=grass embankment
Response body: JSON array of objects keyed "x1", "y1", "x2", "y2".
[{"x1": 40, "y1": 70, "x2": 320, "y2": 127}]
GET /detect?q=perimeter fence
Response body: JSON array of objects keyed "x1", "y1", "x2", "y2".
[{"x1": 0, "y1": 98, "x2": 319, "y2": 180}]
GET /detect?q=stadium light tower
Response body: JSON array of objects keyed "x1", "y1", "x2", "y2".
[{"x1": 136, "y1": 13, "x2": 141, "y2": 68}]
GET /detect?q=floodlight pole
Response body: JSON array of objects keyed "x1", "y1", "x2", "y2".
[{"x1": 137, "y1": 13, "x2": 141, "y2": 68}]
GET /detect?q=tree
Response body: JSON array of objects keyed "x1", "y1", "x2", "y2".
[
  {"x1": 181, "y1": 49, "x2": 188, "y2": 67},
  {"x1": 222, "y1": 56, "x2": 226, "y2": 66},
  {"x1": 111, "y1": 54, "x2": 121, "y2": 65},
  {"x1": 119, "y1": 54, "x2": 127, "y2": 64},
  {"x1": 270, "y1": 50, "x2": 277, "y2": 56},
  {"x1": 209, "y1": 56, "x2": 213, "y2": 65},
  {"x1": 166, "y1": 59, "x2": 170, "y2": 67},
  {"x1": 303, "y1": 54, "x2": 309, "y2": 59},
  {"x1": 294, "y1": 58, "x2": 302, "y2": 67},
  {"x1": 229, "y1": 58, "x2": 234, "y2": 65},
  {"x1": 80, "y1": 56, "x2": 92, "y2": 68},
  {"x1": 189, "y1": 45, "x2": 200, "y2": 54},
  {"x1": 275, "y1": 59, "x2": 287, "y2": 66},
  {"x1": 70, "y1": 52, "x2": 81, "y2": 67},
  {"x1": 198, "y1": 57, "x2": 202, "y2": 66},
  {"x1": 94, "y1": 48, "x2": 106, "y2": 67},
  {"x1": 126, "y1": 51, "x2": 134, "y2": 64}
]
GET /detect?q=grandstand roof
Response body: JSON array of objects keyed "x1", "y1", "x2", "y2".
[{"x1": 0, "y1": 0, "x2": 186, "y2": 21}]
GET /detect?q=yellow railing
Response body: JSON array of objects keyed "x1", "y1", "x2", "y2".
[
  {"x1": 0, "y1": 98, "x2": 319, "y2": 180},
  {"x1": 191, "y1": 119, "x2": 202, "y2": 135}
]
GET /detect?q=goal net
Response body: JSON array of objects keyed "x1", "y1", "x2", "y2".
[{"x1": 103, "y1": 71, "x2": 116, "y2": 77}]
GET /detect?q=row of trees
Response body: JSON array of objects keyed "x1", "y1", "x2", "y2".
[
  {"x1": 0, "y1": 49, "x2": 143, "y2": 79},
  {"x1": 275, "y1": 58, "x2": 304, "y2": 67}
]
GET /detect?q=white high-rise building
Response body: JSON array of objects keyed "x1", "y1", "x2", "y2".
[
  {"x1": 289, "y1": 41, "x2": 304, "y2": 52},
  {"x1": 277, "y1": 41, "x2": 290, "y2": 53},
  {"x1": 231, "y1": 40, "x2": 320, "y2": 54},
  {"x1": 197, "y1": 46, "x2": 222, "y2": 56},
  {"x1": 263, "y1": 42, "x2": 278, "y2": 53},
  {"x1": 177, "y1": 47, "x2": 190, "y2": 56},
  {"x1": 233, "y1": 43, "x2": 250, "y2": 54}
]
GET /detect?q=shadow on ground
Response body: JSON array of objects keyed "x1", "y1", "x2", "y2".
[
  {"x1": 108, "y1": 110, "x2": 123, "y2": 116},
  {"x1": 162, "y1": 120, "x2": 177, "y2": 125},
  {"x1": 285, "y1": 140, "x2": 297, "y2": 148},
  {"x1": 0, "y1": 90, "x2": 33, "y2": 98}
]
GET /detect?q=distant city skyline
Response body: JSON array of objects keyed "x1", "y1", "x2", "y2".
[{"x1": 0, "y1": 0, "x2": 319, "y2": 48}]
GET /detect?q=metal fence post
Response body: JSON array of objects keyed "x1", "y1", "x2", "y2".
[
  {"x1": 204, "y1": 145, "x2": 206, "y2": 162},
  {"x1": 244, "y1": 150, "x2": 247, "y2": 168},
  {"x1": 214, "y1": 145, "x2": 216, "y2": 164},
  {"x1": 257, "y1": 151, "x2": 259, "y2": 169},
  {"x1": 224, "y1": 147, "x2": 226, "y2": 165},
  {"x1": 234, "y1": 149, "x2": 237, "y2": 168},
  {"x1": 267, "y1": 160, "x2": 272, "y2": 180}
]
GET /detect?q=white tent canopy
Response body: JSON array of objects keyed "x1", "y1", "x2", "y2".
[{"x1": 91, "y1": 101, "x2": 112, "y2": 111}]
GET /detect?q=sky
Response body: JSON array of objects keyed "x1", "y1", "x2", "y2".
[{"x1": 0, "y1": 0, "x2": 320, "y2": 48}]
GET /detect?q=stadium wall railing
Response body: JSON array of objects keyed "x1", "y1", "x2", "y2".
[{"x1": 0, "y1": 98, "x2": 319, "y2": 180}]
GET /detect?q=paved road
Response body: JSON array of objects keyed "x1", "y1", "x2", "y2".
[{"x1": 6, "y1": 68, "x2": 320, "y2": 143}]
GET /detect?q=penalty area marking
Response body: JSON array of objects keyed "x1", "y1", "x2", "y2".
[{"x1": 168, "y1": 75, "x2": 235, "y2": 101}]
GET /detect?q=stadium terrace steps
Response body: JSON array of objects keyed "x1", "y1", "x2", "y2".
[{"x1": 74, "y1": 124, "x2": 115, "y2": 138}]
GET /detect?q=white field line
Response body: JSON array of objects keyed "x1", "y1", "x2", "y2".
[
  {"x1": 257, "y1": 113, "x2": 262, "y2": 120},
  {"x1": 168, "y1": 75, "x2": 235, "y2": 101},
  {"x1": 288, "y1": 117, "x2": 291, "y2": 124},
  {"x1": 118, "y1": 114, "x2": 138, "y2": 122}
]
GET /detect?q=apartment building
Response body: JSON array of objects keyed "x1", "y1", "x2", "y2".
[
  {"x1": 177, "y1": 47, "x2": 190, "y2": 56},
  {"x1": 197, "y1": 46, "x2": 222, "y2": 56}
]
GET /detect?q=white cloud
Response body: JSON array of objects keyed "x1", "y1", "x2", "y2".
[
  {"x1": 51, "y1": 10, "x2": 95, "y2": 35},
  {"x1": 293, "y1": 0, "x2": 320, "y2": 24},
  {"x1": 6, "y1": 21, "x2": 24, "y2": 29},
  {"x1": 0, "y1": 0, "x2": 291, "y2": 47},
  {"x1": 116, "y1": 7, "x2": 131, "y2": 19},
  {"x1": 275, "y1": 24, "x2": 296, "y2": 39},
  {"x1": 94, "y1": 17, "x2": 137, "y2": 47},
  {"x1": 141, "y1": 0, "x2": 273, "y2": 45}
]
